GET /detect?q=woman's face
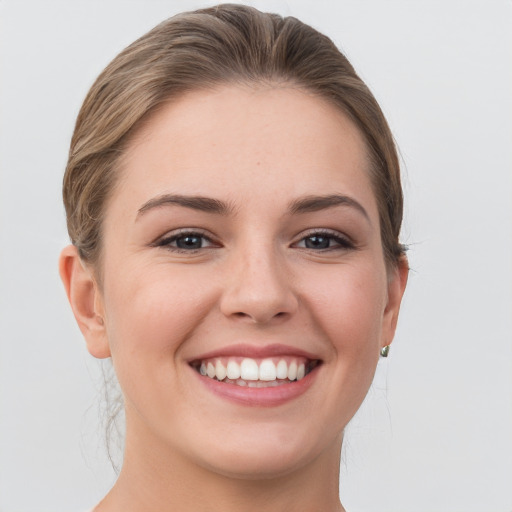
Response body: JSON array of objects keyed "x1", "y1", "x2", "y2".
[{"x1": 93, "y1": 85, "x2": 405, "y2": 478}]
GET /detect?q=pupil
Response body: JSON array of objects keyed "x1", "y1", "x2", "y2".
[
  {"x1": 177, "y1": 235, "x2": 202, "y2": 249},
  {"x1": 305, "y1": 236, "x2": 329, "y2": 249}
]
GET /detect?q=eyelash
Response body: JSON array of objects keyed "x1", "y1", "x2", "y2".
[
  {"x1": 293, "y1": 229, "x2": 355, "y2": 251},
  {"x1": 155, "y1": 229, "x2": 217, "y2": 253},
  {"x1": 154, "y1": 228, "x2": 355, "y2": 253}
]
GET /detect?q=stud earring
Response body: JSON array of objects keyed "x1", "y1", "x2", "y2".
[{"x1": 380, "y1": 345, "x2": 390, "y2": 358}]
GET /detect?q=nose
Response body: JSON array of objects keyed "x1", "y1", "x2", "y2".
[{"x1": 219, "y1": 242, "x2": 299, "y2": 324}]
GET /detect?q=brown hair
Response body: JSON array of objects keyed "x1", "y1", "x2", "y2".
[{"x1": 63, "y1": 3, "x2": 405, "y2": 269}]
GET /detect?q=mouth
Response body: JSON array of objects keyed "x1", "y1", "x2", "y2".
[{"x1": 190, "y1": 356, "x2": 321, "y2": 388}]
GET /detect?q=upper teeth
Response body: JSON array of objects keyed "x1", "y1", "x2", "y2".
[{"x1": 198, "y1": 357, "x2": 308, "y2": 382}]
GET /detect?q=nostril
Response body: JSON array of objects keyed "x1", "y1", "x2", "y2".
[
  {"x1": 232, "y1": 311, "x2": 274, "y2": 321},
  {"x1": 230, "y1": 310, "x2": 289, "y2": 323},
  {"x1": 220, "y1": 280, "x2": 299, "y2": 324}
]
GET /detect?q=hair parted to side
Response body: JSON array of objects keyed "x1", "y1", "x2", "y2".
[{"x1": 63, "y1": 3, "x2": 405, "y2": 271}]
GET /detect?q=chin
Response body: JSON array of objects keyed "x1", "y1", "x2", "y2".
[
  {"x1": 199, "y1": 449, "x2": 313, "y2": 481},
  {"x1": 187, "y1": 425, "x2": 338, "y2": 481}
]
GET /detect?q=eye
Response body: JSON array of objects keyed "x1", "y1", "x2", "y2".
[
  {"x1": 156, "y1": 230, "x2": 218, "y2": 252},
  {"x1": 294, "y1": 230, "x2": 354, "y2": 251}
]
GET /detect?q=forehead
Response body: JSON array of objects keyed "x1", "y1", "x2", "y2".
[{"x1": 115, "y1": 85, "x2": 377, "y2": 219}]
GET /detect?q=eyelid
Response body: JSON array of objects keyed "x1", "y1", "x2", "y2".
[
  {"x1": 292, "y1": 228, "x2": 356, "y2": 249},
  {"x1": 152, "y1": 228, "x2": 220, "y2": 249},
  {"x1": 151, "y1": 227, "x2": 355, "y2": 252}
]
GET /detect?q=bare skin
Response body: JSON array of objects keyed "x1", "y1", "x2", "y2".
[
  {"x1": 98, "y1": 425, "x2": 345, "y2": 512},
  {"x1": 60, "y1": 85, "x2": 407, "y2": 512}
]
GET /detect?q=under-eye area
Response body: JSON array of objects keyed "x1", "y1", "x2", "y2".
[
  {"x1": 56, "y1": 2, "x2": 411, "y2": 511},
  {"x1": 190, "y1": 356, "x2": 322, "y2": 387}
]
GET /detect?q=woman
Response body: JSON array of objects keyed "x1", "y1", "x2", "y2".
[{"x1": 59, "y1": 4, "x2": 408, "y2": 511}]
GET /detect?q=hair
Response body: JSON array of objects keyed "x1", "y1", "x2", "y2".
[{"x1": 63, "y1": 3, "x2": 406, "y2": 273}]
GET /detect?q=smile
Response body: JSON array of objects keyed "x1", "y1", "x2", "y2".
[{"x1": 191, "y1": 356, "x2": 320, "y2": 388}]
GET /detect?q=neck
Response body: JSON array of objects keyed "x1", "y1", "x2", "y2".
[{"x1": 96, "y1": 416, "x2": 345, "y2": 512}]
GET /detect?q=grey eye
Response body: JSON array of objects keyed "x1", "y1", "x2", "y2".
[
  {"x1": 157, "y1": 231, "x2": 216, "y2": 251},
  {"x1": 304, "y1": 235, "x2": 331, "y2": 249},
  {"x1": 174, "y1": 234, "x2": 204, "y2": 249},
  {"x1": 296, "y1": 231, "x2": 353, "y2": 250}
]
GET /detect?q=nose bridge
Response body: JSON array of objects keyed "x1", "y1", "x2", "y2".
[{"x1": 220, "y1": 235, "x2": 298, "y2": 323}]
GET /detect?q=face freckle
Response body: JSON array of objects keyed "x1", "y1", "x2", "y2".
[{"x1": 98, "y1": 84, "x2": 400, "y2": 479}]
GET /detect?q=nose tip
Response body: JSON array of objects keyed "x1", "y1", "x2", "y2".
[
  {"x1": 219, "y1": 253, "x2": 298, "y2": 325},
  {"x1": 227, "y1": 296, "x2": 296, "y2": 325}
]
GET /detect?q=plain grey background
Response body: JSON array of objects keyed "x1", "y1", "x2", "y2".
[{"x1": 0, "y1": 1, "x2": 511, "y2": 511}]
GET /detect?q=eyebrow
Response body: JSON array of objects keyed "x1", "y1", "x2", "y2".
[
  {"x1": 288, "y1": 194, "x2": 370, "y2": 222},
  {"x1": 137, "y1": 194, "x2": 234, "y2": 218},
  {"x1": 136, "y1": 192, "x2": 370, "y2": 223}
]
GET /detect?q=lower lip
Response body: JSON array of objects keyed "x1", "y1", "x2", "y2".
[{"x1": 192, "y1": 366, "x2": 320, "y2": 407}]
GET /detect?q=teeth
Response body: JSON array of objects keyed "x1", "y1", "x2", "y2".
[
  {"x1": 288, "y1": 361, "x2": 297, "y2": 381},
  {"x1": 226, "y1": 360, "x2": 241, "y2": 380},
  {"x1": 276, "y1": 359, "x2": 288, "y2": 379},
  {"x1": 215, "y1": 360, "x2": 227, "y2": 381},
  {"x1": 223, "y1": 378, "x2": 292, "y2": 388},
  {"x1": 247, "y1": 380, "x2": 281, "y2": 388},
  {"x1": 259, "y1": 359, "x2": 277, "y2": 381},
  {"x1": 206, "y1": 362, "x2": 216, "y2": 379},
  {"x1": 240, "y1": 358, "x2": 259, "y2": 381},
  {"x1": 196, "y1": 356, "x2": 316, "y2": 384}
]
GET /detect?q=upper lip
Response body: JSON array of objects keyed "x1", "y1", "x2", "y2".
[{"x1": 187, "y1": 343, "x2": 322, "y2": 362}]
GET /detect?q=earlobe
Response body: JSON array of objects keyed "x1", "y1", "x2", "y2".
[
  {"x1": 59, "y1": 245, "x2": 111, "y2": 359},
  {"x1": 381, "y1": 255, "x2": 409, "y2": 349}
]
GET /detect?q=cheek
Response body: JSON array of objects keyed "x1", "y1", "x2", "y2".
[
  {"x1": 286, "y1": 260, "x2": 388, "y2": 436},
  {"x1": 102, "y1": 262, "x2": 218, "y2": 368},
  {"x1": 304, "y1": 260, "x2": 388, "y2": 352},
  {"x1": 303, "y1": 259, "x2": 387, "y2": 409},
  {"x1": 100, "y1": 263, "x2": 223, "y2": 422}
]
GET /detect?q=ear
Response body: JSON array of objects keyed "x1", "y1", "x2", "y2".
[
  {"x1": 59, "y1": 245, "x2": 111, "y2": 359},
  {"x1": 381, "y1": 255, "x2": 409, "y2": 349}
]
